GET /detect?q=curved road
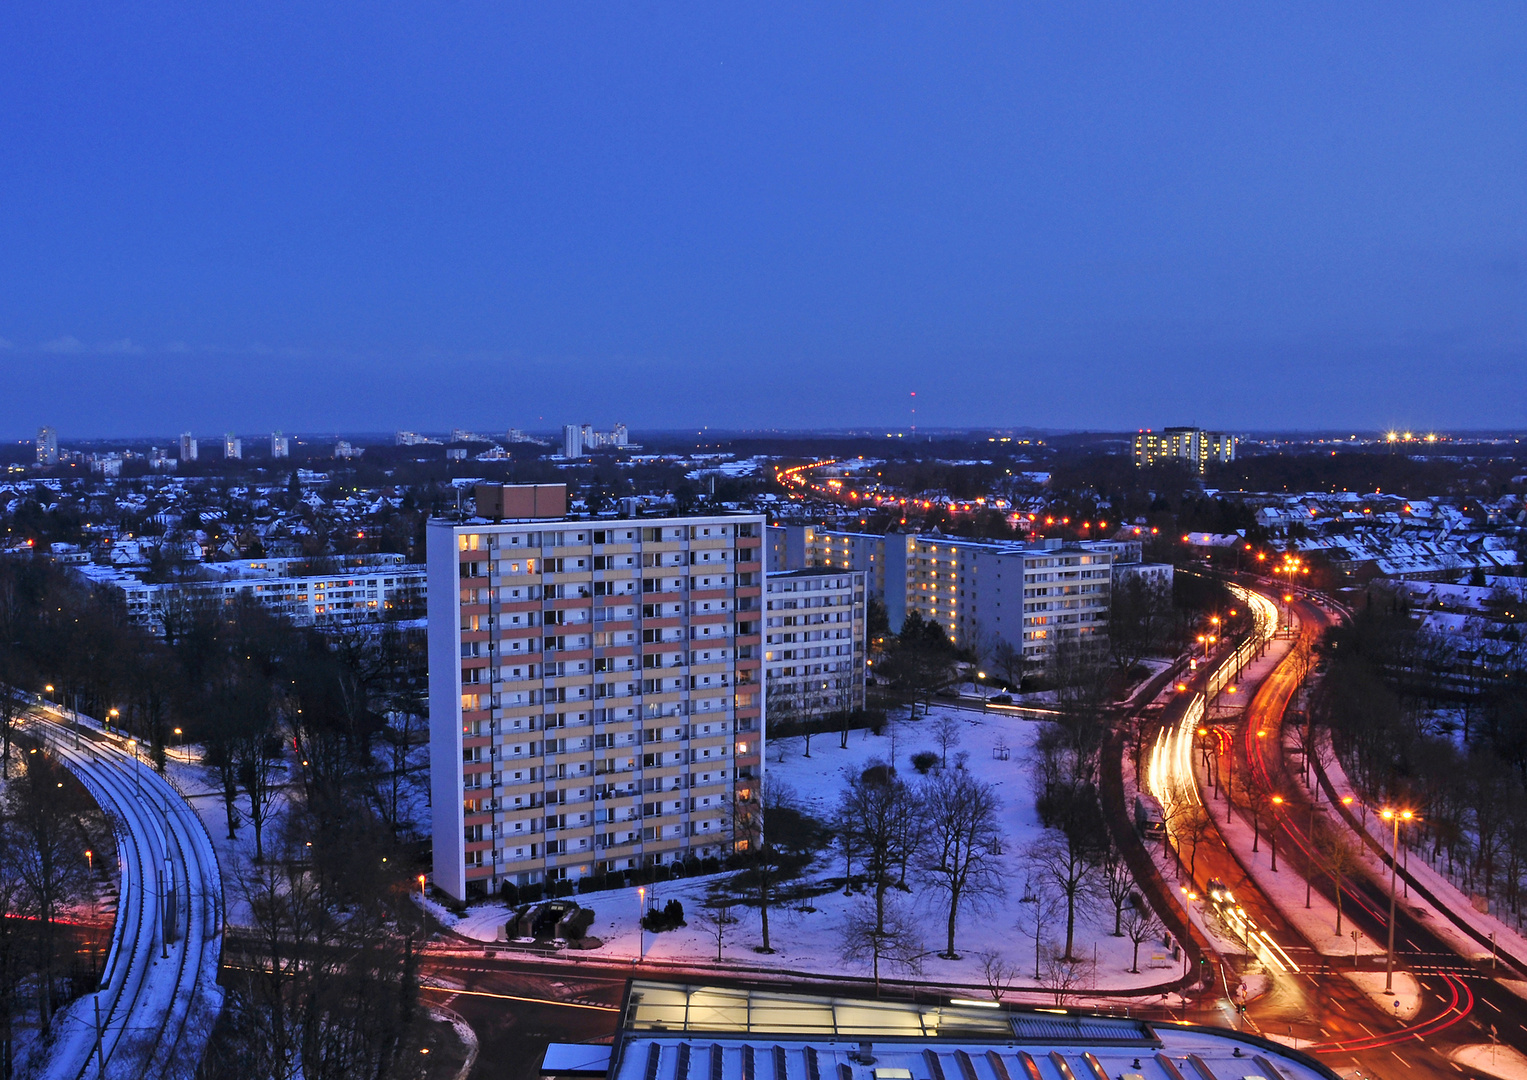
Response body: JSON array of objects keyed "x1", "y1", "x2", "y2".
[
  {"x1": 27, "y1": 708, "x2": 224, "y2": 1080},
  {"x1": 1145, "y1": 581, "x2": 1524, "y2": 1078}
]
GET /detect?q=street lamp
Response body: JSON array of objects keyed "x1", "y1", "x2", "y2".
[
  {"x1": 1178, "y1": 886, "x2": 1197, "y2": 979},
  {"x1": 417, "y1": 874, "x2": 427, "y2": 901},
  {"x1": 637, "y1": 885, "x2": 647, "y2": 962},
  {"x1": 1380, "y1": 808, "x2": 1415, "y2": 993},
  {"x1": 1269, "y1": 796, "x2": 1283, "y2": 871},
  {"x1": 173, "y1": 728, "x2": 183, "y2": 755},
  {"x1": 85, "y1": 849, "x2": 92, "y2": 872}
]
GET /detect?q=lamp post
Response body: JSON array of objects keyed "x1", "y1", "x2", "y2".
[
  {"x1": 173, "y1": 727, "x2": 184, "y2": 757},
  {"x1": 637, "y1": 885, "x2": 646, "y2": 962},
  {"x1": 1178, "y1": 886, "x2": 1197, "y2": 979},
  {"x1": 127, "y1": 738, "x2": 140, "y2": 790},
  {"x1": 417, "y1": 874, "x2": 427, "y2": 901},
  {"x1": 1380, "y1": 808, "x2": 1414, "y2": 993},
  {"x1": 85, "y1": 849, "x2": 92, "y2": 873},
  {"x1": 1019, "y1": 886, "x2": 1042, "y2": 979},
  {"x1": 1269, "y1": 795, "x2": 1283, "y2": 871}
]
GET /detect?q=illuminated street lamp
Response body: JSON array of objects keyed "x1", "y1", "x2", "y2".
[
  {"x1": 1379, "y1": 808, "x2": 1416, "y2": 993},
  {"x1": 637, "y1": 885, "x2": 647, "y2": 962},
  {"x1": 1269, "y1": 795, "x2": 1284, "y2": 871},
  {"x1": 85, "y1": 849, "x2": 92, "y2": 872},
  {"x1": 417, "y1": 874, "x2": 427, "y2": 901}
]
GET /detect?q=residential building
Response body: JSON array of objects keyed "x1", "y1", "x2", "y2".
[
  {"x1": 1133, "y1": 427, "x2": 1236, "y2": 472},
  {"x1": 766, "y1": 525, "x2": 887, "y2": 599},
  {"x1": 36, "y1": 427, "x2": 59, "y2": 466},
  {"x1": 179, "y1": 433, "x2": 198, "y2": 462},
  {"x1": 763, "y1": 569, "x2": 866, "y2": 720},
  {"x1": 73, "y1": 553, "x2": 426, "y2": 633},
  {"x1": 271, "y1": 432, "x2": 290, "y2": 458},
  {"x1": 559, "y1": 981, "x2": 1339, "y2": 1080},
  {"x1": 562, "y1": 424, "x2": 584, "y2": 459},
  {"x1": 335, "y1": 439, "x2": 362, "y2": 459},
  {"x1": 886, "y1": 535, "x2": 1115, "y2": 663},
  {"x1": 224, "y1": 434, "x2": 242, "y2": 460},
  {"x1": 428, "y1": 485, "x2": 766, "y2": 901},
  {"x1": 396, "y1": 431, "x2": 440, "y2": 446}
]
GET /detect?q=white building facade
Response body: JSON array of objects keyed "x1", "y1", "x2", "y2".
[{"x1": 763, "y1": 569, "x2": 867, "y2": 720}]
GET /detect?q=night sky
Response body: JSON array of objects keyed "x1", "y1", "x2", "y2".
[{"x1": 1, "y1": 4, "x2": 1523, "y2": 437}]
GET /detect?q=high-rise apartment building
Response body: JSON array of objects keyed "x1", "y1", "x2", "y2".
[
  {"x1": 1133, "y1": 427, "x2": 1235, "y2": 472},
  {"x1": 886, "y1": 535, "x2": 1115, "y2": 664},
  {"x1": 271, "y1": 432, "x2": 290, "y2": 458},
  {"x1": 224, "y1": 433, "x2": 242, "y2": 459},
  {"x1": 763, "y1": 570, "x2": 867, "y2": 719},
  {"x1": 562, "y1": 424, "x2": 584, "y2": 459},
  {"x1": 36, "y1": 426, "x2": 59, "y2": 466},
  {"x1": 179, "y1": 433, "x2": 198, "y2": 462},
  {"x1": 428, "y1": 485, "x2": 766, "y2": 901},
  {"x1": 767, "y1": 525, "x2": 887, "y2": 599}
]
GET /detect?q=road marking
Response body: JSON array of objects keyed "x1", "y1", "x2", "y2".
[
  {"x1": 1358, "y1": 1023, "x2": 1374, "y2": 1037},
  {"x1": 1391, "y1": 1052, "x2": 1408, "y2": 1067},
  {"x1": 419, "y1": 985, "x2": 619, "y2": 1012},
  {"x1": 1482, "y1": 996, "x2": 1501, "y2": 1012}
]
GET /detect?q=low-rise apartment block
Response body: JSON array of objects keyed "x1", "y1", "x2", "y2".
[
  {"x1": 763, "y1": 569, "x2": 867, "y2": 720},
  {"x1": 428, "y1": 485, "x2": 766, "y2": 901},
  {"x1": 74, "y1": 554, "x2": 426, "y2": 632}
]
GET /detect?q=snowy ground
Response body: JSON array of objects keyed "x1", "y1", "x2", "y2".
[
  {"x1": 434, "y1": 705, "x2": 1187, "y2": 993},
  {"x1": 1452, "y1": 1043, "x2": 1527, "y2": 1080}
]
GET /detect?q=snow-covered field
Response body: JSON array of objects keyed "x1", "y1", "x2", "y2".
[{"x1": 434, "y1": 706, "x2": 1184, "y2": 992}]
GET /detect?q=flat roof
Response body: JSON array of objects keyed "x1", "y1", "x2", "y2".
[{"x1": 602, "y1": 983, "x2": 1338, "y2": 1080}]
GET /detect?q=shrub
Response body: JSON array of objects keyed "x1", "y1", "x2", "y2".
[
  {"x1": 911, "y1": 751, "x2": 939, "y2": 774},
  {"x1": 501, "y1": 881, "x2": 521, "y2": 905}
]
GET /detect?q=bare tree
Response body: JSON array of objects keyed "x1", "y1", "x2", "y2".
[
  {"x1": 839, "y1": 762, "x2": 924, "y2": 957},
  {"x1": 696, "y1": 900, "x2": 735, "y2": 962},
  {"x1": 1026, "y1": 828, "x2": 1099, "y2": 961},
  {"x1": 1122, "y1": 906, "x2": 1164, "y2": 973},
  {"x1": 1041, "y1": 948, "x2": 1091, "y2": 1006},
  {"x1": 1096, "y1": 842, "x2": 1135, "y2": 937},
  {"x1": 977, "y1": 951, "x2": 1021, "y2": 1003},
  {"x1": 921, "y1": 769, "x2": 1004, "y2": 958},
  {"x1": 840, "y1": 893, "x2": 924, "y2": 991},
  {"x1": 932, "y1": 715, "x2": 962, "y2": 769},
  {"x1": 1314, "y1": 826, "x2": 1361, "y2": 937},
  {"x1": 9, "y1": 750, "x2": 89, "y2": 1032},
  {"x1": 375, "y1": 703, "x2": 425, "y2": 832}
]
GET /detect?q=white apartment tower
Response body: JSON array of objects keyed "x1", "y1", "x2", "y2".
[
  {"x1": 271, "y1": 432, "x2": 290, "y2": 458},
  {"x1": 36, "y1": 426, "x2": 59, "y2": 466},
  {"x1": 562, "y1": 424, "x2": 585, "y2": 459},
  {"x1": 224, "y1": 433, "x2": 242, "y2": 459},
  {"x1": 428, "y1": 484, "x2": 766, "y2": 901},
  {"x1": 179, "y1": 432, "x2": 198, "y2": 462}
]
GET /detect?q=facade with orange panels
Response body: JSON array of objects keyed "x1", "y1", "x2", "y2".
[{"x1": 428, "y1": 507, "x2": 766, "y2": 901}]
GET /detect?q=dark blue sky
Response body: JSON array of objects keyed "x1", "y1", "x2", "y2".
[{"x1": 1, "y1": 4, "x2": 1523, "y2": 437}]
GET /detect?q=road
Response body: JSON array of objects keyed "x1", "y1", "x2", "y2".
[
  {"x1": 1143, "y1": 581, "x2": 1526, "y2": 1079},
  {"x1": 26, "y1": 708, "x2": 224, "y2": 1080}
]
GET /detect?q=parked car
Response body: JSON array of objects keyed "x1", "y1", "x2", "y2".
[{"x1": 987, "y1": 693, "x2": 1014, "y2": 705}]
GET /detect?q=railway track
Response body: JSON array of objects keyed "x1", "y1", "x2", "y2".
[{"x1": 27, "y1": 709, "x2": 224, "y2": 1080}]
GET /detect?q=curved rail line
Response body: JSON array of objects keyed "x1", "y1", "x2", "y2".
[{"x1": 28, "y1": 710, "x2": 224, "y2": 1080}]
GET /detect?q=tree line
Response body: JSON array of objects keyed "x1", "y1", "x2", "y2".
[{"x1": 0, "y1": 554, "x2": 435, "y2": 1079}]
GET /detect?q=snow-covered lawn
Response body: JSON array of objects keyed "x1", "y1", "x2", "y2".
[{"x1": 435, "y1": 706, "x2": 1185, "y2": 992}]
